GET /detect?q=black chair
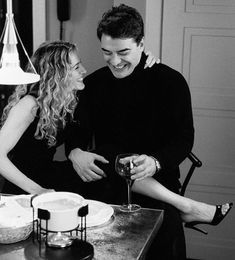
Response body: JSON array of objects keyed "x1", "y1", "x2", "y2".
[
  {"x1": 0, "y1": 175, "x2": 5, "y2": 192},
  {"x1": 180, "y1": 152, "x2": 202, "y2": 196}
]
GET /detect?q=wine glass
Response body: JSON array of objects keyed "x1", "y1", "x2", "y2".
[{"x1": 115, "y1": 153, "x2": 141, "y2": 212}]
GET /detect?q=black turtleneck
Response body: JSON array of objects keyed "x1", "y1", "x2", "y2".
[{"x1": 65, "y1": 52, "x2": 194, "y2": 187}]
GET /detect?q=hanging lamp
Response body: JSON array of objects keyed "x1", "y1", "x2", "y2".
[{"x1": 0, "y1": 0, "x2": 40, "y2": 85}]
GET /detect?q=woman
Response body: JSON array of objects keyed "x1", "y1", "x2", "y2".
[
  {"x1": 0, "y1": 41, "x2": 87, "y2": 194},
  {"x1": 0, "y1": 41, "x2": 232, "y2": 233}
]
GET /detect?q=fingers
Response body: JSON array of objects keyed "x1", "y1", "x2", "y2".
[
  {"x1": 91, "y1": 163, "x2": 107, "y2": 178},
  {"x1": 70, "y1": 151, "x2": 109, "y2": 182},
  {"x1": 132, "y1": 154, "x2": 145, "y2": 165},
  {"x1": 131, "y1": 168, "x2": 151, "y2": 181},
  {"x1": 130, "y1": 154, "x2": 155, "y2": 180},
  {"x1": 144, "y1": 50, "x2": 158, "y2": 68},
  {"x1": 93, "y1": 154, "x2": 109, "y2": 164},
  {"x1": 144, "y1": 50, "x2": 161, "y2": 69},
  {"x1": 73, "y1": 158, "x2": 107, "y2": 182},
  {"x1": 119, "y1": 155, "x2": 139, "y2": 165},
  {"x1": 74, "y1": 166, "x2": 104, "y2": 182},
  {"x1": 81, "y1": 170, "x2": 104, "y2": 182}
]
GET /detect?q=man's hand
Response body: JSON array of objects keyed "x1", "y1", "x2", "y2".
[
  {"x1": 68, "y1": 148, "x2": 109, "y2": 182},
  {"x1": 144, "y1": 50, "x2": 160, "y2": 69},
  {"x1": 130, "y1": 154, "x2": 156, "y2": 181}
]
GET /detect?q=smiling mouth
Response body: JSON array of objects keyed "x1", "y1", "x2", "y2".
[{"x1": 111, "y1": 64, "x2": 127, "y2": 72}]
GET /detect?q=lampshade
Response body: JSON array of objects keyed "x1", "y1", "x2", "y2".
[
  {"x1": 0, "y1": 0, "x2": 40, "y2": 85},
  {"x1": 0, "y1": 66, "x2": 40, "y2": 85}
]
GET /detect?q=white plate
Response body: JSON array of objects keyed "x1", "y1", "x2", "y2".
[{"x1": 84, "y1": 200, "x2": 114, "y2": 228}]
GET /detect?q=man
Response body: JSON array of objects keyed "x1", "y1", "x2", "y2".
[{"x1": 65, "y1": 4, "x2": 194, "y2": 259}]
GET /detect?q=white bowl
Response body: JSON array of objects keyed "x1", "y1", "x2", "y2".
[
  {"x1": 32, "y1": 192, "x2": 84, "y2": 232},
  {"x1": 0, "y1": 195, "x2": 33, "y2": 244}
]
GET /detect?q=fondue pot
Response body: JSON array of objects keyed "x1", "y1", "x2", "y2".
[{"x1": 32, "y1": 192, "x2": 84, "y2": 232}]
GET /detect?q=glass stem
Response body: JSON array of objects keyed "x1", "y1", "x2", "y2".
[{"x1": 127, "y1": 180, "x2": 132, "y2": 207}]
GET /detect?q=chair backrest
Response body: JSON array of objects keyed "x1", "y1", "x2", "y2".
[
  {"x1": 0, "y1": 175, "x2": 5, "y2": 192},
  {"x1": 180, "y1": 152, "x2": 202, "y2": 196}
]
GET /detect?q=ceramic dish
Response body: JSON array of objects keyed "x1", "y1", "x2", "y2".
[
  {"x1": 32, "y1": 192, "x2": 84, "y2": 232},
  {"x1": 84, "y1": 199, "x2": 114, "y2": 228}
]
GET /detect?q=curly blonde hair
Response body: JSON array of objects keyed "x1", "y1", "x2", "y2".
[{"x1": 1, "y1": 41, "x2": 80, "y2": 146}]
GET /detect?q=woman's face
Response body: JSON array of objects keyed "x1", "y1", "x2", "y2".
[{"x1": 67, "y1": 51, "x2": 86, "y2": 92}]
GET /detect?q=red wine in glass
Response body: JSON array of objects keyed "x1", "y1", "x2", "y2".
[{"x1": 115, "y1": 153, "x2": 141, "y2": 212}]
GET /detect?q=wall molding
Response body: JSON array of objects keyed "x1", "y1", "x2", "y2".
[{"x1": 185, "y1": 0, "x2": 235, "y2": 14}]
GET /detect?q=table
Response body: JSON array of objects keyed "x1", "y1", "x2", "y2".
[{"x1": 0, "y1": 205, "x2": 164, "y2": 260}]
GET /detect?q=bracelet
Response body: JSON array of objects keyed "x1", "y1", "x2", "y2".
[{"x1": 150, "y1": 156, "x2": 161, "y2": 174}]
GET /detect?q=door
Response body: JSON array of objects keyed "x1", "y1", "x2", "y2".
[{"x1": 161, "y1": 1, "x2": 235, "y2": 259}]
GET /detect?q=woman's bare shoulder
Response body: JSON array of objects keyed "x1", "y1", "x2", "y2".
[
  {"x1": 19, "y1": 95, "x2": 37, "y2": 107},
  {"x1": 11, "y1": 95, "x2": 38, "y2": 119}
]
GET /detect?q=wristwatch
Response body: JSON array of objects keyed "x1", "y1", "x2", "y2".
[{"x1": 150, "y1": 156, "x2": 161, "y2": 174}]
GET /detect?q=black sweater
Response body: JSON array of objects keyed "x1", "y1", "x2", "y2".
[{"x1": 65, "y1": 53, "x2": 194, "y2": 189}]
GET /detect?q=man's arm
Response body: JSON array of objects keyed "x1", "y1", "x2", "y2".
[
  {"x1": 64, "y1": 88, "x2": 109, "y2": 182},
  {"x1": 64, "y1": 91, "x2": 92, "y2": 156},
  {"x1": 131, "y1": 68, "x2": 194, "y2": 180},
  {"x1": 152, "y1": 71, "x2": 194, "y2": 171}
]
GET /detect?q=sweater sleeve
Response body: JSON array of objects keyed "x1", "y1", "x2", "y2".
[{"x1": 151, "y1": 69, "x2": 194, "y2": 171}]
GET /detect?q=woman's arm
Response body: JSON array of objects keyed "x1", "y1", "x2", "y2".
[{"x1": 0, "y1": 95, "x2": 51, "y2": 194}]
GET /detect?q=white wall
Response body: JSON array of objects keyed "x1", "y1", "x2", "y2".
[
  {"x1": 32, "y1": 0, "x2": 46, "y2": 51},
  {"x1": 145, "y1": 0, "x2": 162, "y2": 60},
  {"x1": 46, "y1": 0, "x2": 112, "y2": 75}
]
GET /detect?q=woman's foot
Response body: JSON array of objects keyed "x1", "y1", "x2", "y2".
[
  {"x1": 180, "y1": 200, "x2": 232, "y2": 224},
  {"x1": 181, "y1": 201, "x2": 233, "y2": 234},
  {"x1": 184, "y1": 203, "x2": 233, "y2": 235},
  {"x1": 211, "y1": 203, "x2": 233, "y2": 225}
]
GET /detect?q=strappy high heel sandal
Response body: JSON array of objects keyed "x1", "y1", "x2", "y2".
[{"x1": 184, "y1": 202, "x2": 233, "y2": 235}]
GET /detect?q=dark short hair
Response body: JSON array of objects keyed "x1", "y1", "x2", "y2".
[{"x1": 97, "y1": 4, "x2": 144, "y2": 45}]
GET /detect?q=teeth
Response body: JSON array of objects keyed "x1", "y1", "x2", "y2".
[{"x1": 113, "y1": 65, "x2": 125, "y2": 69}]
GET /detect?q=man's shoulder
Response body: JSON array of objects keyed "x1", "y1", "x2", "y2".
[
  {"x1": 150, "y1": 62, "x2": 183, "y2": 78},
  {"x1": 146, "y1": 63, "x2": 189, "y2": 98}
]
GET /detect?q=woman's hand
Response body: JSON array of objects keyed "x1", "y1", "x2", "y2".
[
  {"x1": 144, "y1": 50, "x2": 160, "y2": 69},
  {"x1": 37, "y1": 188, "x2": 55, "y2": 195}
]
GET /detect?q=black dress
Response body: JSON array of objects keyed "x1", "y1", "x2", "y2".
[{"x1": 3, "y1": 112, "x2": 79, "y2": 195}]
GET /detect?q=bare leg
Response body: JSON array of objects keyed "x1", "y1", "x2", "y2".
[{"x1": 132, "y1": 177, "x2": 230, "y2": 223}]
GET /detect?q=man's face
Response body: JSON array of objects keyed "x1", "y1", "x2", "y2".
[{"x1": 100, "y1": 34, "x2": 144, "y2": 79}]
